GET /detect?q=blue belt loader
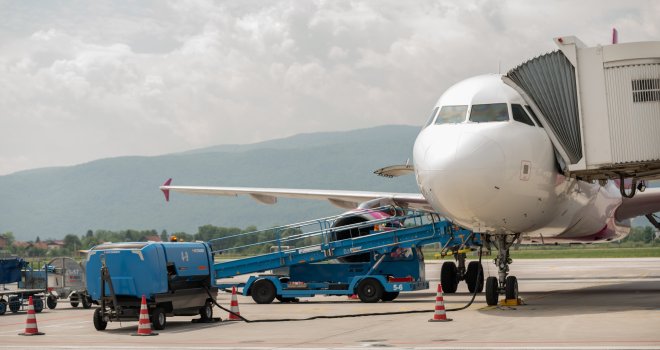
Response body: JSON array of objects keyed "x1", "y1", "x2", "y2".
[
  {"x1": 86, "y1": 242, "x2": 218, "y2": 330},
  {"x1": 211, "y1": 208, "x2": 481, "y2": 304}
]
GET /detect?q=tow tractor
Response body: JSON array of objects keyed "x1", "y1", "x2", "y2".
[{"x1": 210, "y1": 207, "x2": 482, "y2": 303}]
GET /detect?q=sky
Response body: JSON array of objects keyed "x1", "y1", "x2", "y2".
[{"x1": 0, "y1": 0, "x2": 658, "y2": 175}]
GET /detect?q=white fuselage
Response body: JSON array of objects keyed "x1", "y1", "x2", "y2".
[{"x1": 412, "y1": 75, "x2": 627, "y2": 241}]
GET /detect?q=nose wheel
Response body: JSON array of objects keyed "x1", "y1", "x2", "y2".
[{"x1": 484, "y1": 234, "x2": 520, "y2": 306}]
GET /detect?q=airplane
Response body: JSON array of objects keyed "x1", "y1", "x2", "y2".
[{"x1": 160, "y1": 74, "x2": 660, "y2": 306}]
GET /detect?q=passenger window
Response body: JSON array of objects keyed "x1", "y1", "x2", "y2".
[
  {"x1": 435, "y1": 105, "x2": 468, "y2": 124},
  {"x1": 423, "y1": 107, "x2": 440, "y2": 128},
  {"x1": 524, "y1": 105, "x2": 543, "y2": 128},
  {"x1": 468, "y1": 103, "x2": 509, "y2": 123},
  {"x1": 511, "y1": 104, "x2": 535, "y2": 126}
]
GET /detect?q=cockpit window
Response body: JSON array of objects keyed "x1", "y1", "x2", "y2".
[
  {"x1": 469, "y1": 103, "x2": 509, "y2": 123},
  {"x1": 511, "y1": 104, "x2": 535, "y2": 126},
  {"x1": 423, "y1": 106, "x2": 439, "y2": 128},
  {"x1": 435, "y1": 105, "x2": 468, "y2": 124},
  {"x1": 524, "y1": 105, "x2": 543, "y2": 128}
]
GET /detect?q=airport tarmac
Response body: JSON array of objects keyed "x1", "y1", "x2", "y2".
[{"x1": 1, "y1": 258, "x2": 659, "y2": 349}]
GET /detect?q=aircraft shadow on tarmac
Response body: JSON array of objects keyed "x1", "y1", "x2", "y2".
[{"x1": 476, "y1": 280, "x2": 660, "y2": 317}]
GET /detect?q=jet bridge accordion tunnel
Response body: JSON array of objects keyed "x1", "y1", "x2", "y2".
[{"x1": 503, "y1": 36, "x2": 660, "y2": 197}]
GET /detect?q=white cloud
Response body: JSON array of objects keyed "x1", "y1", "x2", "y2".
[{"x1": 0, "y1": 0, "x2": 658, "y2": 175}]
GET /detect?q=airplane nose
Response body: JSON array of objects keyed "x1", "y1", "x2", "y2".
[{"x1": 416, "y1": 127, "x2": 506, "y2": 227}]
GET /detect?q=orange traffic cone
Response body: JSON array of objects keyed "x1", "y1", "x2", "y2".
[
  {"x1": 428, "y1": 283, "x2": 452, "y2": 322},
  {"x1": 19, "y1": 296, "x2": 45, "y2": 336},
  {"x1": 227, "y1": 287, "x2": 242, "y2": 321},
  {"x1": 132, "y1": 295, "x2": 158, "y2": 336}
]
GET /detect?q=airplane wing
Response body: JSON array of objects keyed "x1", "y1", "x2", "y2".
[
  {"x1": 615, "y1": 187, "x2": 660, "y2": 221},
  {"x1": 160, "y1": 179, "x2": 431, "y2": 210}
]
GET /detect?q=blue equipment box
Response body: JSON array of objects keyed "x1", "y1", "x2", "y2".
[{"x1": 86, "y1": 242, "x2": 215, "y2": 300}]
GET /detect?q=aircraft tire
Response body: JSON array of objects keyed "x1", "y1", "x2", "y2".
[
  {"x1": 440, "y1": 261, "x2": 459, "y2": 293},
  {"x1": 505, "y1": 275, "x2": 518, "y2": 300},
  {"x1": 465, "y1": 261, "x2": 484, "y2": 293},
  {"x1": 485, "y1": 276, "x2": 499, "y2": 306}
]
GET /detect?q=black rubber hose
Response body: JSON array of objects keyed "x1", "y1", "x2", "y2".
[{"x1": 206, "y1": 246, "x2": 483, "y2": 322}]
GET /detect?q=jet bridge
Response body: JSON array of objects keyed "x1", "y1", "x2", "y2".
[{"x1": 503, "y1": 36, "x2": 660, "y2": 197}]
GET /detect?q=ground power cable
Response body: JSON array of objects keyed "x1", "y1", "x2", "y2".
[{"x1": 205, "y1": 246, "x2": 484, "y2": 322}]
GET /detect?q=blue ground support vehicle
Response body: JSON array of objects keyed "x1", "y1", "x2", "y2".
[
  {"x1": 0, "y1": 257, "x2": 48, "y2": 315},
  {"x1": 86, "y1": 242, "x2": 218, "y2": 330},
  {"x1": 211, "y1": 207, "x2": 481, "y2": 304}
]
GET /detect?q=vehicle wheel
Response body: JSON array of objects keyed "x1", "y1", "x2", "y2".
[
  {"x1": 465, "y1": 261, "x2": 484, "y2": 293},
  {"x1": 70, "y1": 292, "x2": 79, "y2": 308},
  {"x1": 356, "y1": 278, "x2": 383, "y2": 303},
  {"x1": 275, "y1": 295, "x2": 297, "y2": 303},
  {"x1": 151, "y1": 307, "x2": 166, "y2": 330},
  {"x1": 485, "y1": 276, "x2": 499, "y2": 306},
  {"x1": 33, "y1": 297, "x2": 44, "y2": 313},
  {"x1": 82, "y1": 296, "x2": 92, "y2": 309},
  {"x1": 199, "y1": 300, "x2": 213, "y2": 320},
  {"x1": 251, "y1": 279, "x2": 276, "y2": 304},
  {"x1": 380, "y1": 291, "x2": 399, "y2": 302},
  {"x1": 93, "y1": 308, "x2": 107, "y2": 331},
  {"x1": 505, "y1": 275, "x2": 518, "y2": 300},
  {"x1": 8, "y1": 296, "x2": 21, "y2": 313},
  {"x1": 0, "y1": 299, "x2": 7, "y2": 315},
  {"x1": 47, "y1": 294, "x2": 58, "y2": 309},
  {"x1": 440, "y1": 261, "x2": 459, "y2": 293}
]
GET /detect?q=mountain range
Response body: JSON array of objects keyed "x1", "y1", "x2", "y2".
[{"x1": 1, "y1": 125, "x2": 421, "y2": 241}]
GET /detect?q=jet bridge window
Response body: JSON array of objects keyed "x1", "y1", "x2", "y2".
[
  {"x1": 434, "y1": 105, "x2": 468, "y2": 124},
  {"x1": 511, "y1": 104, "x2": 535, "y2": 126},
  {"x1": 468, "y1": 103, "x2": 509, "y2": 123}
]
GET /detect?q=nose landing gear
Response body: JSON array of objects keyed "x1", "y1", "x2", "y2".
[{"x1": 484, "y1": 234, "x2": 521, "y2": 306}]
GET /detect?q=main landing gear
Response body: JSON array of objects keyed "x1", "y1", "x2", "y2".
[
  {"x1": 440, "y1": 248, "x2": 484, "y2": 294},
  {"x1": 483, "y1": 234, "x2": 520, "y2": 306}
]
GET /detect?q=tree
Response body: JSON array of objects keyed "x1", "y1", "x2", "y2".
[
  {"x1": 1, "y1": 232, "x2": 15, "y2": 246},
  {"x1": 35, "y1": 236, "x2": 41, "y2": 243},
  {"x1": 86, "y1": 230, "x2": 93, "y2": 238},
  {"x1": 622, "y1": 226, "x2": 656, "y2": 243},
  {"x1": 160, "y1": 230, "x2": 168, "y2": 242},
  {"x1": 63, "y1": 234, "x2": 82, "y2": 252}
]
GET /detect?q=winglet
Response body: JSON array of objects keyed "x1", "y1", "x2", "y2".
[{"x1": 161, "y1": 178, "x2": 172, "y2": 202}]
